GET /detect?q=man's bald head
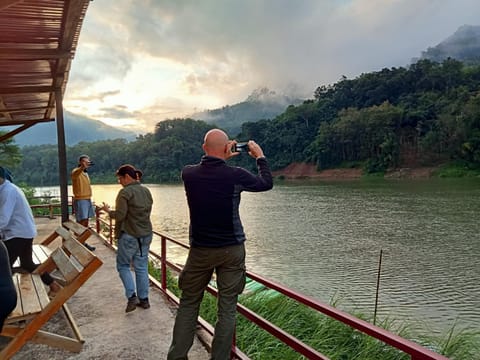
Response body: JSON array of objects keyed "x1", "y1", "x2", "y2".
[{"x1": 203, "y1": 129, "x2": 230, "y2": 158}]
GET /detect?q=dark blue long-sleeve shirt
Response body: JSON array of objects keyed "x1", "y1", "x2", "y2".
[
  {"x1": 182, "y1": 156, "x2": 273, "y2": 247},
  {"x1": 0, "y1": 240, "x2": 16, "y2": 331}
]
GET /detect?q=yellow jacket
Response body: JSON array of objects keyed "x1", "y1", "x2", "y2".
[{"x1": 71, "y1": 167, "x2": 92, "y2": 200}]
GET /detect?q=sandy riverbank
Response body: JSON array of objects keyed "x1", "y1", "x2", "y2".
[{"x1": 272, "y1": 162, "x2": 438, "y2": 180}]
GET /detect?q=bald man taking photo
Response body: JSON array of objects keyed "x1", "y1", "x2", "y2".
[{"x1": 168, "y1": 129, "x2": 273, "y2": 360}]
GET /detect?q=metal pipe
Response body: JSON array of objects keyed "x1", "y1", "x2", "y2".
[{"x1": 374, "y1": 248, "x2": 383, "y2": 325}]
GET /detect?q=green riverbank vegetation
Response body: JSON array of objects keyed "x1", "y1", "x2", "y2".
[
  {"x1": 4, "y1": 58, "x2": 480, "y2": 186},
  {"x1": 433, "y1": 162, "x2": 480, "y2": 178},
  {"x1": 149, "y1": 265, "x2": 480, "y2": 360}
]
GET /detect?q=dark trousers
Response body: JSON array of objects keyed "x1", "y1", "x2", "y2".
[
  {"x1": 168, "y1": 243, "x2": 246, "y2": 360},
  {"x1": 3, "y1": 237, "x2": 54, "y2": 285},
  {"x1": 0, "y1": 241, "x2": 17, "y2": 331}
]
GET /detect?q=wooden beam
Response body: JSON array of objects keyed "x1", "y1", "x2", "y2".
[
  {"x1": 0, "y1": 123, "x2": 36, "y2": 142},
  {"x1": 0, "y1": 49, "x2": 71, "y2": 60},
  {"x1": 1, "y1": 327, "x2": 84, "y2": 353},
  {"x1": 0, "y1": 0, "x2": 23, "y2": 11},
  {"x1": 0, "y1": 86, "x2": 54, "y2": 94},
  {"x1": 0, "y1": 97, "x2": 12, "y2": 121},
  {"x1": 0, "y1": 117, "x2": 53, "y2": 127},
  {"x1": 0, "y1": 106, "x2": 53, "y2": 114}
]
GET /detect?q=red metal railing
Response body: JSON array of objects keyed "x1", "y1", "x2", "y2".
[{"x1": 94, "y1": 207, "x2": 449, "y2": 360}]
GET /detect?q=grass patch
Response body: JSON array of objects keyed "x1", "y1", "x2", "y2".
[
  {"x1": 434, "y1": 163, "x2": 480, "y2": 178},
  {"x1": 148, "y1": 269, "x2": 480, "y2": 359},
  {"x1": 418, "y1": 323, "x2": 480, "y2": 360},
  {"x1": 236, "y1": 291, "x2": 411, "y2": 360}
]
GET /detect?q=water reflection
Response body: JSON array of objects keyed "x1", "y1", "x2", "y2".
[
  {"x1": 238, "y1": 179, "x2": 480, "y2": 333},
  {"x1": 37, "y1": 179, "x2": 480, "y2": 333}
]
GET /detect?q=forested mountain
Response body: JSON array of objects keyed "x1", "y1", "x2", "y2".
[
  {"x1": 257, "y1": 58, "x2": 480, "y2": 173},
  {"x1": 13, "y1": 119, "x2": 215, "y2": 185},
  {"x1": 190, "y1": 87, "x2": 303, "y2": 136},
  {"x1": 12, "y1": 58, "x2": 480, "y2": 186},
  {"x1": 419, "y1": 25, "x2": 480, "y2": 65},
  {"x1": 9, "y1": 111, "x2": 136, "y2": 146}
]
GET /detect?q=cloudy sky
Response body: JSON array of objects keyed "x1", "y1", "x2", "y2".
[{"x1": 63, "y1": 0, "x2": 479, "y2": 133}]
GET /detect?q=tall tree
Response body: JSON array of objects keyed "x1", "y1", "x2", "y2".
[{"x1": 0, "y1": 132, "x2": 22, "y2": 168}]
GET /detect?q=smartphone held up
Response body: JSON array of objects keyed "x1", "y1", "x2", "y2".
[{"x1": 233, "y1": 142, "x2": 249, "y2": 153}]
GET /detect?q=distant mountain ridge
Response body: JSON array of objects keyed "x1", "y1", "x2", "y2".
[
  {"x1": 190, "y1": 87, "x2": 304, "y2": 135},
  {"x1": 11, "y1": 111, "x2": 137, "y2": 147},
  {"x1": 11, "y1": 26, "x2": 479, "y2": 147},
  {"x1": 418, "y1": 24, "x2": 480, "y2": 65},
  {"x1": 192, "y1": 25, "x2": 480, "y2": 136}
]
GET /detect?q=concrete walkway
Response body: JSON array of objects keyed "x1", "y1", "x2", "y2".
[{"x1": 1, "y1": 219, "x2": 210, "y2": 359}]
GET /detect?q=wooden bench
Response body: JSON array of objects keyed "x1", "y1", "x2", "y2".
[
  {"x1": 12, "y1": 244, "x2": 52, "y2": 270},
  {"x1": 0, "y1": 231, "x2": 103, "y2": 359},
  {"x1": 12, "y1": 221, "x2": 93, "y2": 270},
  {"x1": 41, "y1": 220, "x2": 93, "y2": 247}
]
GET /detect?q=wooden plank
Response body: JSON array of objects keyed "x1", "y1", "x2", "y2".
[
  {"x1": 31, "y1": 247, "x2": 41, "y2": 264},
  {"x1": 55, "y1": 226, "x2": 75, "y2": 242},
  {"x1": 62, "y1": 304, "x2": 84, "y2": 343},
  {"x1": 63, "y1": 221, "x2": 88, "y2": 236},
  {"x1": 50, "y1": 269, "x2": 67, "y2": 286},
  {"x1": 4, "y1": 274, "x2": 50, "y2": 323},
  {"x1": 17, "y1": 274, "x2": 43, "y2": 317},
  {"x1": 63, "y1": 220, "x2": 94, "y2": 245},
  {"x1": 77, "y1": 228, "x2": 93, "y2": 245},
  {"x1": 32, "y1": 244, "x2": 51, "y2": 264},
  {"x1": 0, "y1": 0, "x2": 23, "y2": 11},
  {"x1": 31, "y1": 273, "x2": 50, "y2": 309},
  {"x1": 30, "y1": 329, "x2": 83, "y2": 353},
  {"x1": 63, "y1": 238, "x2": 93, "y2": 267},
  {"x1": 7, "y1": 274, "x2": 23, "y2": 319},
  {"x1": 5, "y1": 274, "x2": 46, "y2": 324},
  {"x1": 51, "y1": 248, "x2": 81, "y2": 282},
  {"x1": 39, "y1": 226, "x2": 63, "y2": 246},
  {"x1": 1, "y1": 327, "x2": 84, "y2": 353}
]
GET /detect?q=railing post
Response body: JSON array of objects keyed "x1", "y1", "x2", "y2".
[
  {"x1": 108, "y1": 217, "x2": 113, "y2": 245},
  {"x1": 161, "y1": 235, "x2": 167, "y2": 290},
  {"x1": 95, "y1": 207, "x2": 100, "y2": 234}
]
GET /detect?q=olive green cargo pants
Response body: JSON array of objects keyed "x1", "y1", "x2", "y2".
[{"x1": 167, "y1": 243, "x2": 246, "y2": 360}]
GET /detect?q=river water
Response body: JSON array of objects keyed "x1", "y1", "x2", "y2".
[{"x1": 38, "y1": 178, "x2": 480, "y2": 334}]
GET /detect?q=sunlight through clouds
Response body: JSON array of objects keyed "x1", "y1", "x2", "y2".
[{"x1": 64, "y1": 0, "x2": 479, "y2": 134}]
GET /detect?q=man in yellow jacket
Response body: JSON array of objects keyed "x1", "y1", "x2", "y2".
[{"x1": 71, "y1": 155, "x2": 96, "y2": 251}]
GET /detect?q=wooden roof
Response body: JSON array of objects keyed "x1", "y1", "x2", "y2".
[{"x1": 0, "y1": 0, "x2": 91, "y2": 142}]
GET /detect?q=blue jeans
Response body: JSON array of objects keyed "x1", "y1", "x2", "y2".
[{"x1": 116, "y1": 232, "x2": 152, "y2": 300}]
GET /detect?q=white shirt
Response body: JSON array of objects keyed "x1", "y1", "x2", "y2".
[{"x1": 0, "y1": 180, "x2": 37, "y2": 240}]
